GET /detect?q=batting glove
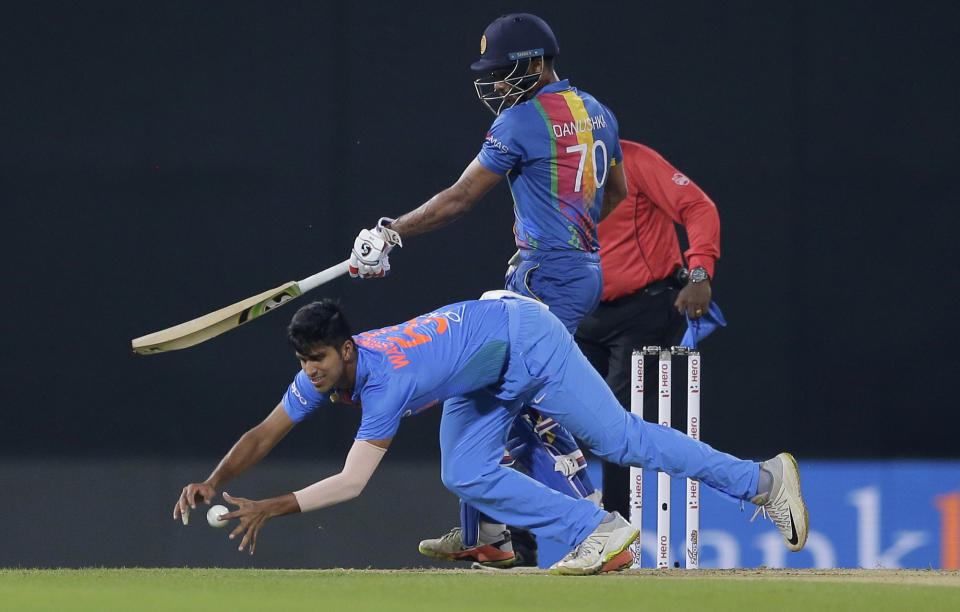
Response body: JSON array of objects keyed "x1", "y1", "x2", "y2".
[{"x1": 349, "y1": 217, "x2": 402, "y2": 279}]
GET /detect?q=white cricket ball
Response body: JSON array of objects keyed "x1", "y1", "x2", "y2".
[{"x1": 206, "y1": 504, "x2": 229, "y2": 528}]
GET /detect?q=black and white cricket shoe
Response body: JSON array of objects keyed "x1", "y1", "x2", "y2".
[{"x1": 750, "y1": 452, "x2": 809, "y2": 552}]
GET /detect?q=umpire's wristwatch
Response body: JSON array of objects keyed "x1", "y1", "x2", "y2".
[{"x1": 689, "y1": 266, "x2": 710, "y2": 283}]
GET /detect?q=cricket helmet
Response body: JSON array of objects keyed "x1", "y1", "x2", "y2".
[{"x1": 470, "y1": 13, "x2": 559, "y2": 115}]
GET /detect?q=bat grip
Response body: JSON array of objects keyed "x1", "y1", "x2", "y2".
[{"x1": 298, "y1": 260, "x2": 351, "y2": 293}]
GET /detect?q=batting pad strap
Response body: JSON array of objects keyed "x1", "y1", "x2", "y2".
[
  {"x1": 553, "y1": 449, "x2": 588, "y2": 477},
  {"x1": 293, "y1": 440, "x2": 387, "y2": 512}
]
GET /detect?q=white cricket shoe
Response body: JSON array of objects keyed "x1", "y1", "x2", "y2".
[
  {"x1": 418, "y1": 527, "x2": 517, "y2": 567},
  {"x1": 750, "y1": 452, "x2": 809, "y2": 552},
  {"x1": 549, "y1": 512, "x2": 638, "y2": 576}
]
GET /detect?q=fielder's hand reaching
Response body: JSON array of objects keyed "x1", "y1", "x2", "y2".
[
  {"x1": 349, "y1": 217, "x2": 402, "y2": 278},
  {"x1": 173, "y1": 481, "x2": 217, "y2": 525},
  {"x1": 219, "y1": 492, "x2": 301, "y2": 555}
]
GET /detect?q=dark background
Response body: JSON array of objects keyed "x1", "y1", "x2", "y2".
[{"x1": 2, "y1": 1, "x2": 957, "y2": 485}]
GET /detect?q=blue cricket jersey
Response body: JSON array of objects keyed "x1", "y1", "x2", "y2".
[
  {"x1": 281, "y1": 300, "x2": 511, "y2": 440},
  {"x1": 476, "y1": 79, "x2": 622, "y2": 252}
]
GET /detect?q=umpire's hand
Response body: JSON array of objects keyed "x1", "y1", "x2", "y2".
[{"x1": 675, "y1": 279, "x2": 711, "y2": 320}]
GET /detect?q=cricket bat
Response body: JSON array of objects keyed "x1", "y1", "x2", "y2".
[{"x1": 131, "y1": 260, "x2": 351, "y2": 355}]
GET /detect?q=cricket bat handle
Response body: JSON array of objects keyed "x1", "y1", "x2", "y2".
[{"x1": 298, "y1": 260, "x2": 351, "y2": 293}]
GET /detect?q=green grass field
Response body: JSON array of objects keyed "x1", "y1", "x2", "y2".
[{"x1": 1, "y1": 568, "x2": 958, "y2": 612}]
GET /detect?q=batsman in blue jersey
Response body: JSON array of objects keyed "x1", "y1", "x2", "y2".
[
  {"x1": 347, "y1": 14, "x2": 631, "y2": 567},
  {"x1": 173, "y1": 292, "x2": 810, "y2": 575}
]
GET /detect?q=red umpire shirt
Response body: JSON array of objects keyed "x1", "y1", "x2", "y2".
[{"x1": 598, "y1": 140, "x2": 720, "y2": 300}]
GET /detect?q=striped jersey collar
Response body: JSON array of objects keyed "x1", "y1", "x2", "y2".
[{"x1": 535, "y1": 79, "x2": 571, "y2": 97}]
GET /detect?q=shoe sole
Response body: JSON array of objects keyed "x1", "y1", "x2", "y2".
[
  {"x1": 550, "y1": 527, "x2": 639, "y2": 576},
  {"x1": 418, "y1": 544, "x2": 517, "y2": 568},
  {"x1": 470, "y1": 562, "x2": 541, "y2": 572},
  {"x1": 599, "y1": 548, "x2": 634, "y2": 573},
  {"x1": 779, "y1": 452, "x2": 809, "y2": 552}
]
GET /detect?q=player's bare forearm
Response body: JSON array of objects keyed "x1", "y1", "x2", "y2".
[
  {"x1": 599, "y1": 192, "x2": 618, "y2": 221},
  {"x1": 256, "y1": 493, "x2": 301, "y2": 517},
  {"x1": 203, "y1": 433, "x2": 267, "y2": 489},
  {"x1": 388, "y1": 188, "x2": 472, "y2": 238},
  {"x1": 205, "y1": 404, "x2": 295, "y2": 489},
  {"x1": 388, "y1": 159, "x2": 502, "y2": 239},
  {"x1": 599, "y1": 162, "x2": 628, "y2": 221}
]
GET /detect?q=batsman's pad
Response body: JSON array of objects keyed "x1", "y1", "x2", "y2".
[
  {"x1": 459, "y1": 500, "x2": 483, "y2": 548},
  {"x1": 506, "y1": 411, "x2": 600, "y2": 501}
]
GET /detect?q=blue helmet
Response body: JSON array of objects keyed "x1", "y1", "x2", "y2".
[
  {"x1": 470, "y1": 13, "x2": 559, "y2": 73},
  {"x1": 471, "y1": 14, "x2": 559, "y2": 115}
]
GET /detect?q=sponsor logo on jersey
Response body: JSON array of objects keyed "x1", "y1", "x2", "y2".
[
  {"x1": 672, "y1": 172, "x2": 690, "y2": 186},
  {"x1": 485, "y1": 133, "x2": 510, "y2": 153},
  {"x1": 290, "y1": 384, "x2": 308, "y2": 406}
]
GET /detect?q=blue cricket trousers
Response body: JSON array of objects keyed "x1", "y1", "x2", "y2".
[{"x1": 439, "y1": 297, "x2": 759, "y2": 549}]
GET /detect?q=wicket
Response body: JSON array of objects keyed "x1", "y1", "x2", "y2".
[{"x1": 629, "y1": 346, "x2": 701, "y2": 569}]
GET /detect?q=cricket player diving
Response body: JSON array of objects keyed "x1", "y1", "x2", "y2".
[
  {"x1": 346, "y1": 13, "x2": 635, "y2": 567},
  {"x1": 173, "y1": 292, "x2": 809, "y2": 575}
]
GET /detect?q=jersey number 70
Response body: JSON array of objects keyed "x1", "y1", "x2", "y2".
[{"x1": 566, "y1": 139, "x2": 609, "y2": 192}]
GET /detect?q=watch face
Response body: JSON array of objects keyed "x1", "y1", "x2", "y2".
[{"x1": 690, "y1": 267, "x2": 709, "y2": 282}]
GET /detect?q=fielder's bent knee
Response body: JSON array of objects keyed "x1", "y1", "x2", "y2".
[{"x1": 441, "y1": 463, "x2": 502, "y2": 499}]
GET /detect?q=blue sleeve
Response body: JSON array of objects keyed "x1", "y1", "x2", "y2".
[
  {"x1": 476, "y1": 111, "x2": 524, "y2": 175},
  {"x1": 281, "y1": 370, "x2": 331, "y2": 423},
  {"x1": 355, "y1": 377, "x2": 417, "y2": 441}
]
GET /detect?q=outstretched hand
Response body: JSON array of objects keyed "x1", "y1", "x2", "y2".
[
  {"x1": 173, "y1": 482, "x2": 216, "y2": 525},
  {"x1": 219, "y1": 492, "x2": 299, "y2": 555},
  {"x1": 220, "y1": 492, "x2": 269, "y2": 555}
]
